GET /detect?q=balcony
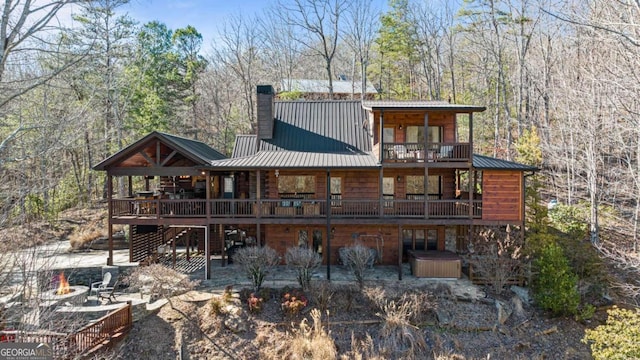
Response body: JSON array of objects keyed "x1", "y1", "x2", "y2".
[
  {"x1": 380, "y1": 142, "x2": 470, "y2": 162},
  {"x1": 111, "y1": 198, "x2": 482, "y2": 220}
]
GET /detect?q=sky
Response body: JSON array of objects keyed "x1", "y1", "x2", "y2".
[
  {"x1": 121, "y1": 0, "x2": 273, "y2": 46},
  {"x1": 116, "y1": 0, "x2": 391, "y2": 50}
]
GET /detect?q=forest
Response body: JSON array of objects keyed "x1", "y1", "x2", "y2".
[{"x1": 1, "y1": 0, "x2": 639, "y2": 254}]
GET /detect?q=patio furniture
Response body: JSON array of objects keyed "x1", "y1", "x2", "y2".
[{"x1": 90, "y1": 272, "x2": 112, "y2": 297}]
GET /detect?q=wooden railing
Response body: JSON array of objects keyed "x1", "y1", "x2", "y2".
[
  {"x1": 381, "y1": 142, "x2": 470, "y2": 162},
  {"x1": 112, "y1": 199, "x2": 482, "y2": 219},
  {"x1": 0, "y1": 302, "x2": 132, "y2": 358},
  {"x1": 70, "y1": 301, "x2": 132, "y2": 355}
]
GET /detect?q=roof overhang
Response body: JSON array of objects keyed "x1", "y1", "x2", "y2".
[
  {"x1": 362, "y1": 100, "x2": 486, "y2": 112},
  {"x1": 203, "y1": 151, "x2": 381, "y2": 171}
]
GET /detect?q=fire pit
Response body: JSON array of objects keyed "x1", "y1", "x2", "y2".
[{"x1": 40, "y1": 272, "x2": 88, "y2": 307}]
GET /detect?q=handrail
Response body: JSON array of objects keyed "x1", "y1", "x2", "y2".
[{"x1": 111, "y1": 198, "x2": 482, "y2": 219}]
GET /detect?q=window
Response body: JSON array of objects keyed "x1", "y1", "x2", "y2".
[
  {"x1": 298, "y1": 230, "x2": 308, "y2": 248},
  {"x1": 406, "y1": 175, "x2": 441, "y2": 200},
  {"x1": 406, "y1": 175, "x2": 424, "y2": 200},
  {"x1": 406, "y1": 126, "x2": 424, "y2": 143},
  {"x1": 383, "y1": 127, "x2": 395, "y2": 143},
  {"x1": 428, "y1": 175, "x2": 442, "y2": 199},
  {"x1": 402, "y1": 229, "x2": 426, "y2": 252},
  {"x1": 427, "y1": 229, "x2": 438, "y2": 250},
  {"x1": 330, "y1": 177, "x2": 342, "y2": 207},
  {"x1": 312, "y1": 230, "x2": 322, "y2": 254},
  {"x1": 428, "y1": 126, "x2": 442, "y2": 143},
  {"x1": 383, "y1": 177, "x2": 394, "y2": 207},
  {"x1": 278, "y1": 175, "x2": 315, "y2": 198}
]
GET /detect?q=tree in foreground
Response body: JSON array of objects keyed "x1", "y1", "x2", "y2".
[{"x1": 532, "y1": 242, "x2": 580, "y2": 316}]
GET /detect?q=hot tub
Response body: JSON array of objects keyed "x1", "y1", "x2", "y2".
[{"x1": 408, "y1": 250, "x2": 461, "y2": 278}]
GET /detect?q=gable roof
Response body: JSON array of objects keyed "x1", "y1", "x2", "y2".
[
  {"x1": 93, "y1": 131, "x2": 226, "y2": 171},
  {"x1": 218, "y1": 100, "x2": 378, "y2": 169},
  {"x1": 472, "y1": 154, "x2": 538, "y2": 171}
]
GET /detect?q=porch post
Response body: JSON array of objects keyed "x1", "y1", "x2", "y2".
[
  {"x1": 107, "y1": 174, "x2": 113, "y2": 266},
  {"x1": 257, "y1": 170, "x2": 262, "y2": 248},
  {"x1": 128, "y1": 176, "x2": 133, "y2": 197},
  {"x1": 424, "y1": 113, "x2": 429, "y2": 219},
  {"x1": 398, "y1": 225, "x2": 403, "y2": 280},
  {"x1": 205, "y1": 225, "x2": 210, "y2": 279},
  {"x1": 326, "y1": 168, "x2": 331, "y2": 281},
  {"x1": 206, "y1": 171, "x2": 211, "y2": 272}
]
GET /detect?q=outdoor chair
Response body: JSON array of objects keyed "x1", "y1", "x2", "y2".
[
  {"x1": 98, "y1": 280, "x2": 119, "y2": 303},
  {"x1": 90, "y1": 272, "x2": 112, "y2": 297}
]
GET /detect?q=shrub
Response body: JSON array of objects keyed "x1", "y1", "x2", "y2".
[
  {"x1": 583, "y1": 306, "x2": 640, "y2": 359},
  {"x1": 233, "y1": 245, "x2": 280, "y2": 292},
  {"x1": 467, "y1": 226, "x2": 525, "y2": 294},
  {"x1": 339, "y1": 244, "x2": 376, "y2": 289},
  {"x1": 247, "y1": 293, "x2": 264, "y2": 314},
  {"x1": 281, "y1": 290, "x2": 308, "y2": 316},
  {"x1": 285, "y1": 247, "x2": 321, "y2": 291},
  {"x1": 532, "y1": 242, "x2": 580, "y2": 316}
]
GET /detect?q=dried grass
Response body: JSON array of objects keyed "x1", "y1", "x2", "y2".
[
  {"x1": 377, "y1": 294, "x2": 428, "y2": 359},
  {"x1": 259, "y1": 309, "x2": 337, "y2": 360},
  {"x1": 69, "y1": 228, "x2": 105, "y2": 249}
]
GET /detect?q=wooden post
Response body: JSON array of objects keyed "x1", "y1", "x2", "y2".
[
  {"x1": 205, "y1": 225, "x2": 210, "y2": 279},
  {"x1": 398, "y1": 224, "x2": 403, "y2": 280},
  {"x1": 107, "y1": 174, "x2": 113, "y2": 266},
  {"x1": 206, "y1": 171, "x2": 211, "y2": 272},
  {"x1": 326, "y1": 169, "x2": 331, "y2": 281}
]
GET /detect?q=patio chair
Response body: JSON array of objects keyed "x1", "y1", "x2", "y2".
[
  {"x1": 98, "y1": 279, "x2": 119, "y2": 303},
  {"x1": 90, "y1": 272, "x2": 112, "y2": 297}
]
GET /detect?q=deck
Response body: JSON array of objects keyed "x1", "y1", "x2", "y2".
[{"x1": 111, "y1": 198, "x2": 482, "y2": 220}]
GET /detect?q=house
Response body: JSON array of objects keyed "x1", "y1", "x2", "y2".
[
  {"x1": 279, "y1": 79, "x2": 378, "y2": 100},
  {"x1": 93, "y1": 85, "x2": 536, "y2": 280}
]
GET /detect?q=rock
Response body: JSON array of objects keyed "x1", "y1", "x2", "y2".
[
  {"x1": 435, "y1": 308, "x2": 451, "y2": 326},
  {"x1": 224, "y1": 314, "x2": 248, "y2": 333},
  {"x1": 495, "y1": 300, "x2": 512, "y2": 325},
  {"x1": 223, "y1": 304, "x2": 243, "y2": 317},
  {"x1": 510, "y1": 286, "x2": 531, "y2": 305},
  {"x1": 511, "y1": 295, "x2": 525, "y2": 318}
]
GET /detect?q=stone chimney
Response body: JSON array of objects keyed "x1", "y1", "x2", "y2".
[{"x1": 256, "y1": 85, "x2": 274, "y2": 147}]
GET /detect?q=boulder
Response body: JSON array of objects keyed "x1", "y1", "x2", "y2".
[
  {"x1": 495, "y1": 300, "x2": 512, "y2": 325},
  {"x1": 510, "y1": 286, "x2": 531, "y2": 305},
  {"x1": 224, "y1": 314, "x2": 248, "y2": 333}
]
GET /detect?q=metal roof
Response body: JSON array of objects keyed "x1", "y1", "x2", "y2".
[
  {"x1": 281, "y1": 79, "x2": 378, "y2": 94},
  {"x1": 232, "y1": 135, "x2": 257, "y2": 158},
  {"x1": 473, "y1": 154, "x2": 538, "y2": 171},
  {"x1": 93, "y1": 131, "x2": 226, "y2": 170},
  {"x1": 217, "y1": 101, "x2": 377, "y2": 169},
  {"x1": 209, "y1": 151, "x2": 379, "y2": 169},
  {"x1": 362, "y1": 100, "x2": 486, "y2": 112},
  {"x1": 262, "y1": 100, "x2": 372, "y2": 153}
]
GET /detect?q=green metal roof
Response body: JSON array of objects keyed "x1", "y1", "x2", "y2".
[
  {"x1": 472, "y1": 154, "x2": 538, "y2": 171},
  {"x1": 362, "y1": 100, "x2": 486, "y2": 112}
]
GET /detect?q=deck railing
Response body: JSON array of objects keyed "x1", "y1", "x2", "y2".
[
  {"x1": 70, "y1": 301, "x2": 132, "y2": 355},
  {"x1": 382, "y1": 142, "x2": 470, "y2": 162},
  {"x1": 112, "y1": 198, "x2": 482, "y2": 219}
]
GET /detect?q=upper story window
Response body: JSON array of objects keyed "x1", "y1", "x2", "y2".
[
  {"x1": 383, "y1": 127, "x2": 395, "y2": 143},
  {"x1": 407, "y1": 126, "x2": 442, "y2": 143}
]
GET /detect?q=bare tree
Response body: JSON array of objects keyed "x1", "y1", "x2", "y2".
[
  {"x1": 342, "y1": 0, "x2": 379, "y2": 99},
  {"x1": 277, "y1": 0, "x2": 347, "y2": 99},
  {"x1": 213, "y1": 13, "x2": 262, "y2": 132}
]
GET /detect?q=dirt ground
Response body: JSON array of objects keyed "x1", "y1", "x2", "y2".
[{"x1": 111, "y1": 281, "x2": 595, "y2": 360}]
